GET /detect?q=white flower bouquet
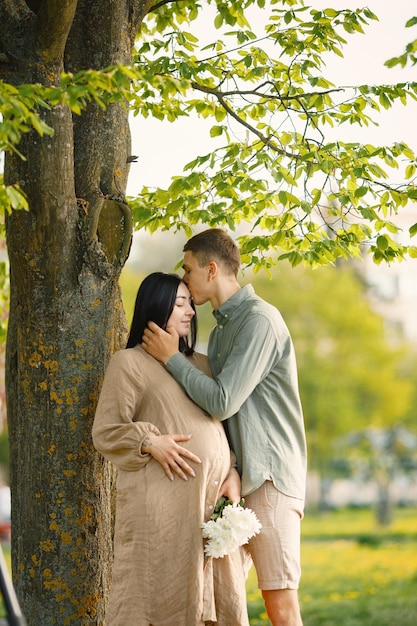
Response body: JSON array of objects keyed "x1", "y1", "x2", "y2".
[{"x1": 201, "y1": 496, "x2": 262, "y2": 558}]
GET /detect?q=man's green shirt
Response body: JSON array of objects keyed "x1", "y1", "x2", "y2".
[{"x1": 166, "y1": 284, "x2": 307, "y2": 498}]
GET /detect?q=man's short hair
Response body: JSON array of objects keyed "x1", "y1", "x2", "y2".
[{"x1": 183, "y1": 229, "x2": 241, "y2": 277}]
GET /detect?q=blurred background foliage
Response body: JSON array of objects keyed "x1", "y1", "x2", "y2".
[
  {"x1": 0, "y1": 233, "x2": 415, "y2": 621},
  {"x1": 0, "y1": 228, "x2": 415, "y2": 525},
  {"x1": 120, "y1": 232, "x2": 417, "y2": 524},
  {"x1": 119, "y1": 235, "x2": 417, "y2": 625}
]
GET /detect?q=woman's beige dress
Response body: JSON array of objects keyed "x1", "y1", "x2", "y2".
[{"x1": 92, "y1": 346, "x2": 249, "y2": 626}]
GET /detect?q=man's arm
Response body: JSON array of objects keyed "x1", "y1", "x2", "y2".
[{"x1": 143, "y1": 314, "x2": 279, "y2": 421}]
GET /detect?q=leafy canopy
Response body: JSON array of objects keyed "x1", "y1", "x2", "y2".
[
  {"x1": 0, "y1": 65, "x2": 136, "y2": 214},
  {"x1": 1, "y1": 0, "x2": 417, "y2": 268},
  {"x1": 385, "y1": 16, "x2": 417, "y2": 69},
  {"x1": 129, "y1": 0, "x2": 417, "y2": 268}
]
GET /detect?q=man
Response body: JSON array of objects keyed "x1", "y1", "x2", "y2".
[{"x1": 142, "y1": 229, "x2": 307, "y2": 626}]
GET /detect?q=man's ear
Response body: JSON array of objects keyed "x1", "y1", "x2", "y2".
[{"x1": 207, "y1": 261, "x2": 218, "y2": 278}]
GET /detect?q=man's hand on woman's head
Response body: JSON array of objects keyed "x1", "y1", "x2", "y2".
[{"x1": 142, "y1": 322, "x2": 179, "y2": 364}]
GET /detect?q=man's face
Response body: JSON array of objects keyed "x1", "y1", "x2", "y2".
[{"x1": 182, "y1": 250, "x2": 211, "y2": 306}]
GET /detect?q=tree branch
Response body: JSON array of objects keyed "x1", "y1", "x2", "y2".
[
  {"x1": 130, "y1": 0, "x2": 160, "y2": 32},
  {"x1": 205, "y1": 81, "x2": 345, "y2": 103},
  {"x1": 191, "y1": 81, "x2": 299, "y2": 159},
  {"x1": 149, "y1": 0, "x2": 183, "y2": 13},
  {"x1": 35, "y1": 0, "x2": 77, "y2": 69}
]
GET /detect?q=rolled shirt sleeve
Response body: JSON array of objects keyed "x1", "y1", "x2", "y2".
[{"x1": 166, "y1": 313, "x2": 277, "y2": 420}]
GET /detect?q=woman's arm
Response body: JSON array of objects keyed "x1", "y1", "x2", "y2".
[{"x1": 92, "y1": 352, "x2": 201, "y2": 478}]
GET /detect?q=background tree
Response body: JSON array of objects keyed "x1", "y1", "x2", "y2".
[
  {"x1": 1, "y1": 1, "x2": 417, "y2": 624},
  {"x1": 336, "y1": 426, "x2": 417, "y2": 525},
  {"x1": 252, "y1": 262, "x2": 415, "y2": 506},
  {"x1": 121, "y1": 255, "x2": 417, "y2": 519}
]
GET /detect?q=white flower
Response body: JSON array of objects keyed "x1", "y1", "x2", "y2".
[{"x1": 202, "y1": 497, "x2": 262, "y2": 558}]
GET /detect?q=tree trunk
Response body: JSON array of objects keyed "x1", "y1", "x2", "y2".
[
  {"x1": 1, "y1": 1, "x2": 153, "y2": 623},
  {"x1": 375, "y1": 482, "x2": 393, "y2": 527}
]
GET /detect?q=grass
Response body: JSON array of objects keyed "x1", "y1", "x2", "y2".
[
  {"x1": 247, "y1": 506, "x2": 417, "y2": 626},
  {"x1": 2, "y1": 507, "x2": 416, "y2": 624}
]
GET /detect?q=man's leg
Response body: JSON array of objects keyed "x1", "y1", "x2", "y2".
[
  {"x1": 244, "y1": 482, "x2": 304, "y2": 626},
  {"x1": 262, "y1": 588, "x2": 302, "y2": 626}
]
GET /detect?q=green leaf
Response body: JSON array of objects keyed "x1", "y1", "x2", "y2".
[
  {"x1": 311, "y1": 189, "x2": 322, "y2": 207},
  {"x1": 405, "y1": 164, "x2": 416, "y2": 179},
  {"x1": 214, "y1": 13, "x2": 223, "y2": 29},
  {"x1": 354, "y1": 186, "x2": 368, "y2": 198},
  {"x1": 376, "y1": 235, "x2": 388, "y2": 251},
  {"x1": 5, "y1": 185, "x2": 28, "y2": 211},
  {"x1": 210, "y1": 125, "x2": 224, "y2": 137}
]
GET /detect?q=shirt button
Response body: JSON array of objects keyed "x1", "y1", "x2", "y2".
[
  {"x1": 219, "y1": 325, "x2": 223, "y2": 330},
  {"x1": 214, "y1": 480, "x2": 219, "y2": 485},
  {"x1": 208, "y1": 505, "x2": 213, "y2": 510}
]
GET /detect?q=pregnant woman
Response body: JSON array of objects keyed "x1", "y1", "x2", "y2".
[{"x1": 92, "y1": 272, "x2": 249, "y2": 626}]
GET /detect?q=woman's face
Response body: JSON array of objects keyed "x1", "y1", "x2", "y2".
[{"x1": 166, "y1": 282, "x2": 195, "y2": 337}]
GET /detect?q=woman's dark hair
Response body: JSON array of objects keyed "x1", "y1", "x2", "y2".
[{"x1": 126, "y1": 272, "x2": 197, "y2": 355}]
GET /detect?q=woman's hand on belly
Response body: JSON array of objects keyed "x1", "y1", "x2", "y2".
[{"x1": 141, "y1": 433, "x2": 202, "y2": 482}]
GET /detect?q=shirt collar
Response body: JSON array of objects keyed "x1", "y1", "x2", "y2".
[{"x1": 212, "y1": 284, "x2": 254, "y2": 324}]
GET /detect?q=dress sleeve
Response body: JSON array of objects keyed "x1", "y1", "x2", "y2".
[{"x1": 92, "y1": 351, "x2": 161, "y2": 471}]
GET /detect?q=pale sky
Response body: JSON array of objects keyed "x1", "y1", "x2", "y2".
[{"x1": 127, "y1": 0, "x2": 417, "y2": 195}]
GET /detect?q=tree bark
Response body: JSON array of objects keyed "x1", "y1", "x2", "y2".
[{"x1": 1, "y1": 1, "x2": 154, "y2": 623}]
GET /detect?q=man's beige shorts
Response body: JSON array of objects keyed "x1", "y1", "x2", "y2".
[{"x1": 244, "y1": 480, "x2": 304, "y2": 590}]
